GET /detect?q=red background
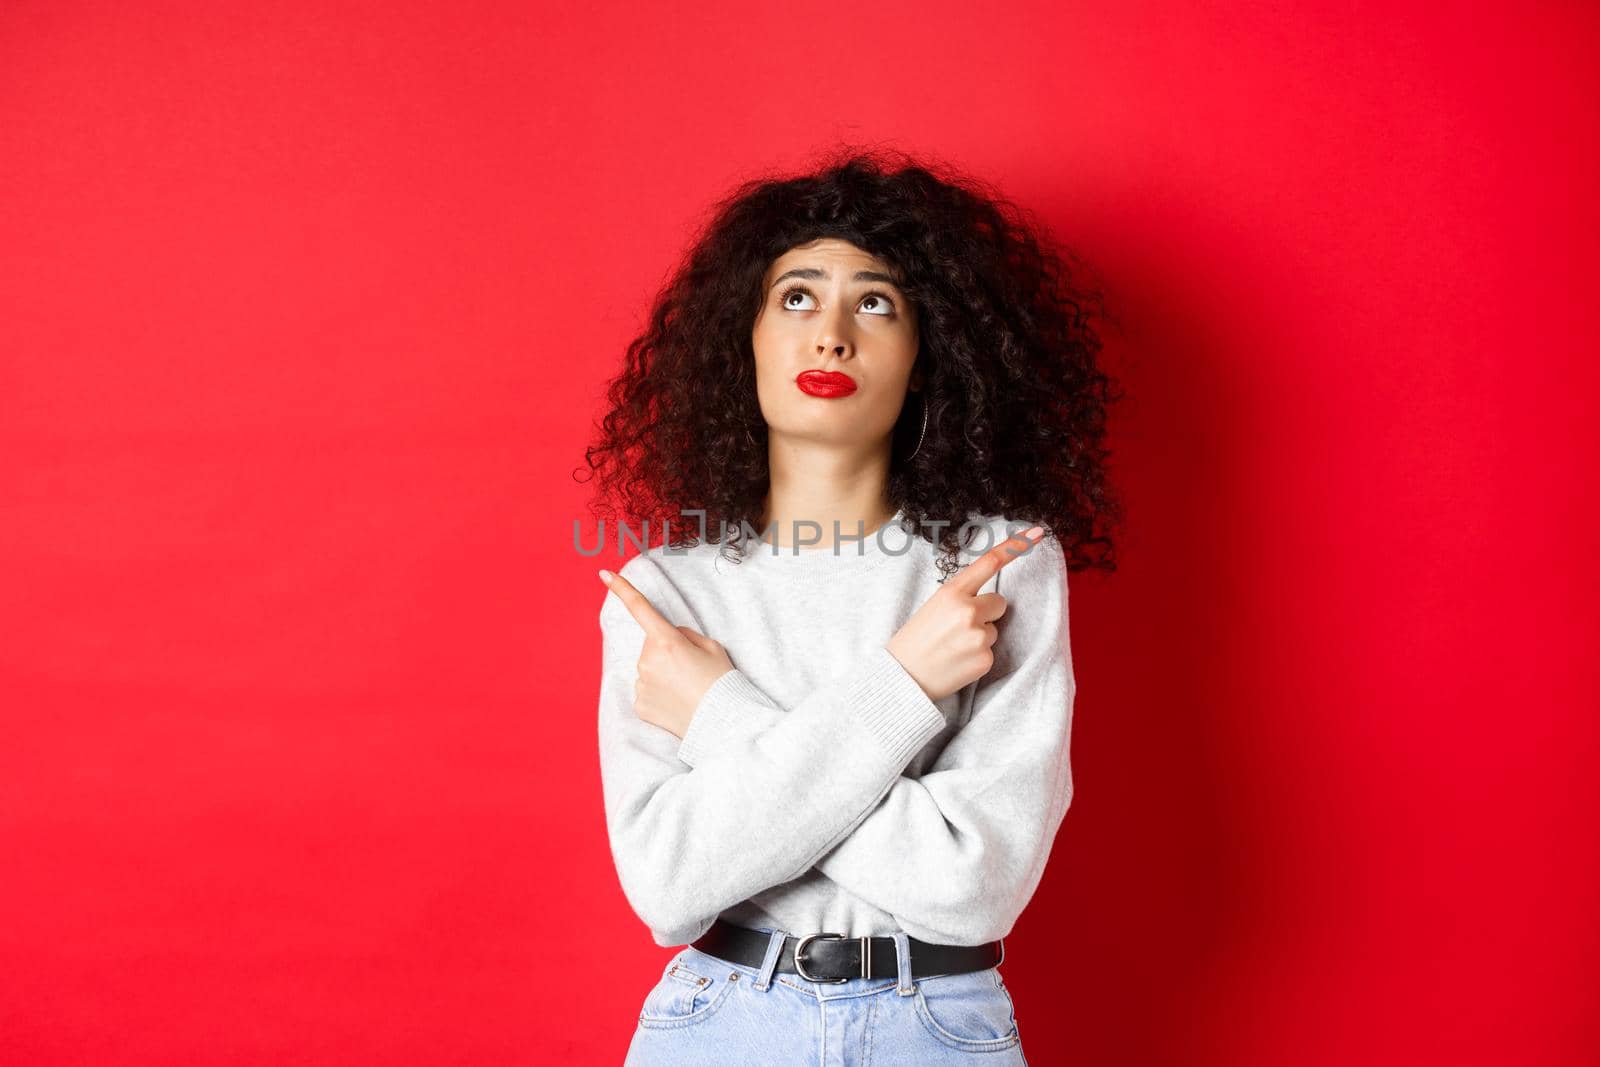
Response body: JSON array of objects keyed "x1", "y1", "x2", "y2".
[{"x1": 3, "y1": 2, "x2": 1595, "y2": 1063}]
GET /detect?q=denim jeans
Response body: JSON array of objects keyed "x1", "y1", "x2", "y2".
[{"x1": 623, "y1": 927, "x2": 1029, "y2": 1065}]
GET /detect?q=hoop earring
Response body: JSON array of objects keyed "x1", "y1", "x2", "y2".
[{"x1": 905, "y1": 394, "x2": 929, "y2": 461}]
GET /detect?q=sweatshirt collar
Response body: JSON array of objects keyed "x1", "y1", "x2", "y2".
[{"x1": 717, "y1": 508, "x2": 918, "y2": 581}]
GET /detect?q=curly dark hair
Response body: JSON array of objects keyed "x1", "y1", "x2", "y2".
[{"x1": 576, "y1": 145, "x2": 1124, "y2": 579}]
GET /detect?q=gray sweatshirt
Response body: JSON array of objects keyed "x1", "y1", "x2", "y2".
[{"x1": 595, "y1": 510, "x2": 1076, "y2": 948}]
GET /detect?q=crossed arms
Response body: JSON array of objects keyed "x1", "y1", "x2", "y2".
[{"x1": 595, "y1": 535, "x2": 1075, "y2": 947}]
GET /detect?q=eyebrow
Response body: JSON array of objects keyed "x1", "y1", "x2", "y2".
[{"x1": 769, "y1": 266, "x2": 902, "y2": 290}]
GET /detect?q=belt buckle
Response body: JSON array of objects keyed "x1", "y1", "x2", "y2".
[{"x1": 793, "y1": 932, "x2": 865, "y2": 983}]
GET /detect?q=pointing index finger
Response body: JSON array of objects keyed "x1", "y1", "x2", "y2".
[
  {"x1": 946, "y1": 525, "x2": 1045, "y2": 596},
  {"x1": 600, "y1": 569, "x2": 679, "y2": 640}
]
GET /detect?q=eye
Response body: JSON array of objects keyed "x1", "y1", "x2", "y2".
[
  {"x1": 779, "y1": 285, "x2": 817, "y2": 311},
  {"x1": 858, "y1": 291, "x2": 896, "y2": 316}
]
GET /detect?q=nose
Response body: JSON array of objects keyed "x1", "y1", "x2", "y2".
[
  {"x1": 811, "y1": 298, "x2": 856, "y2": 364},
  {"x1": 814, "y1": 327, "x2": 854, "y2": 363}
]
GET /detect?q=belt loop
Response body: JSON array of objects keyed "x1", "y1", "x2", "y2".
[
  {"x1": 753, "y1": 927, "x2": 788, "y2": 992},
  {"x1": 892, "y1": 931, "x2": 915, "y2": 996}
]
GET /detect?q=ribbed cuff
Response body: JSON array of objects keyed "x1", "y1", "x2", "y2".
[
  {"x1": 848, "y1": 646, "x2": 947, "y2": 766},
  {"x1": 677, "y1": 669, "x2": 768, "y2": 767}
]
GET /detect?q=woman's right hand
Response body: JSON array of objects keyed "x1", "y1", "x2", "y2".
[{"x1": 885, "y1": 525, "x2": 1045, "y2": 702}]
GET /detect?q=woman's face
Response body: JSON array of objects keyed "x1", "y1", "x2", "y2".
[{"x1": 751, "y1": 237, "x2": 921, "y2": 454}]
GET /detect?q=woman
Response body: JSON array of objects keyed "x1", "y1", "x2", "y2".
[{"x1": 582, "y1": 148, "x2": 1122, "y2": 1065}]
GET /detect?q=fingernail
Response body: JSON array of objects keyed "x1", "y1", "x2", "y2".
[
  {"x1": 597, "y1": 569, "x2": 613, "y2": 584},
  {"x1": 1022, "y1": 525, "x2": 1044, "y2": 541}
]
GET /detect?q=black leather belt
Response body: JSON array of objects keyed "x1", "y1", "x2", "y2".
[{"x1": 690, "y1": 918, "x2": 1004, "y2": 983}]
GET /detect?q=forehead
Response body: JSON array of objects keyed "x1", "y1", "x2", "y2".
[{"x1": 765, "y1": 238, "x2": 896, "y2": 280}]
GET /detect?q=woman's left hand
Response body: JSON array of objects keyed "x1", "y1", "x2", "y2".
[{"x1": 599, "y1": 569, "x2": 734, "y2": 739}]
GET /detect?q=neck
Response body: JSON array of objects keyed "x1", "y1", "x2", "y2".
[{"x1": 759, "y1": 437, "x2": 895, "y2": 549}]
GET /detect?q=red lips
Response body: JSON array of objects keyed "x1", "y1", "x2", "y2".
[{"x1": 796, "y1": 370, "x2": 857, "y2": 398}]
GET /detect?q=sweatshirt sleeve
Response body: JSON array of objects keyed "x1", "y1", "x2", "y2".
[
  {"x1": 596, "y1": 556, "x2": 949, "y2": 947},
  {"x1": 672, "y1": 534, "x2": 1076, "y2": 946}
]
